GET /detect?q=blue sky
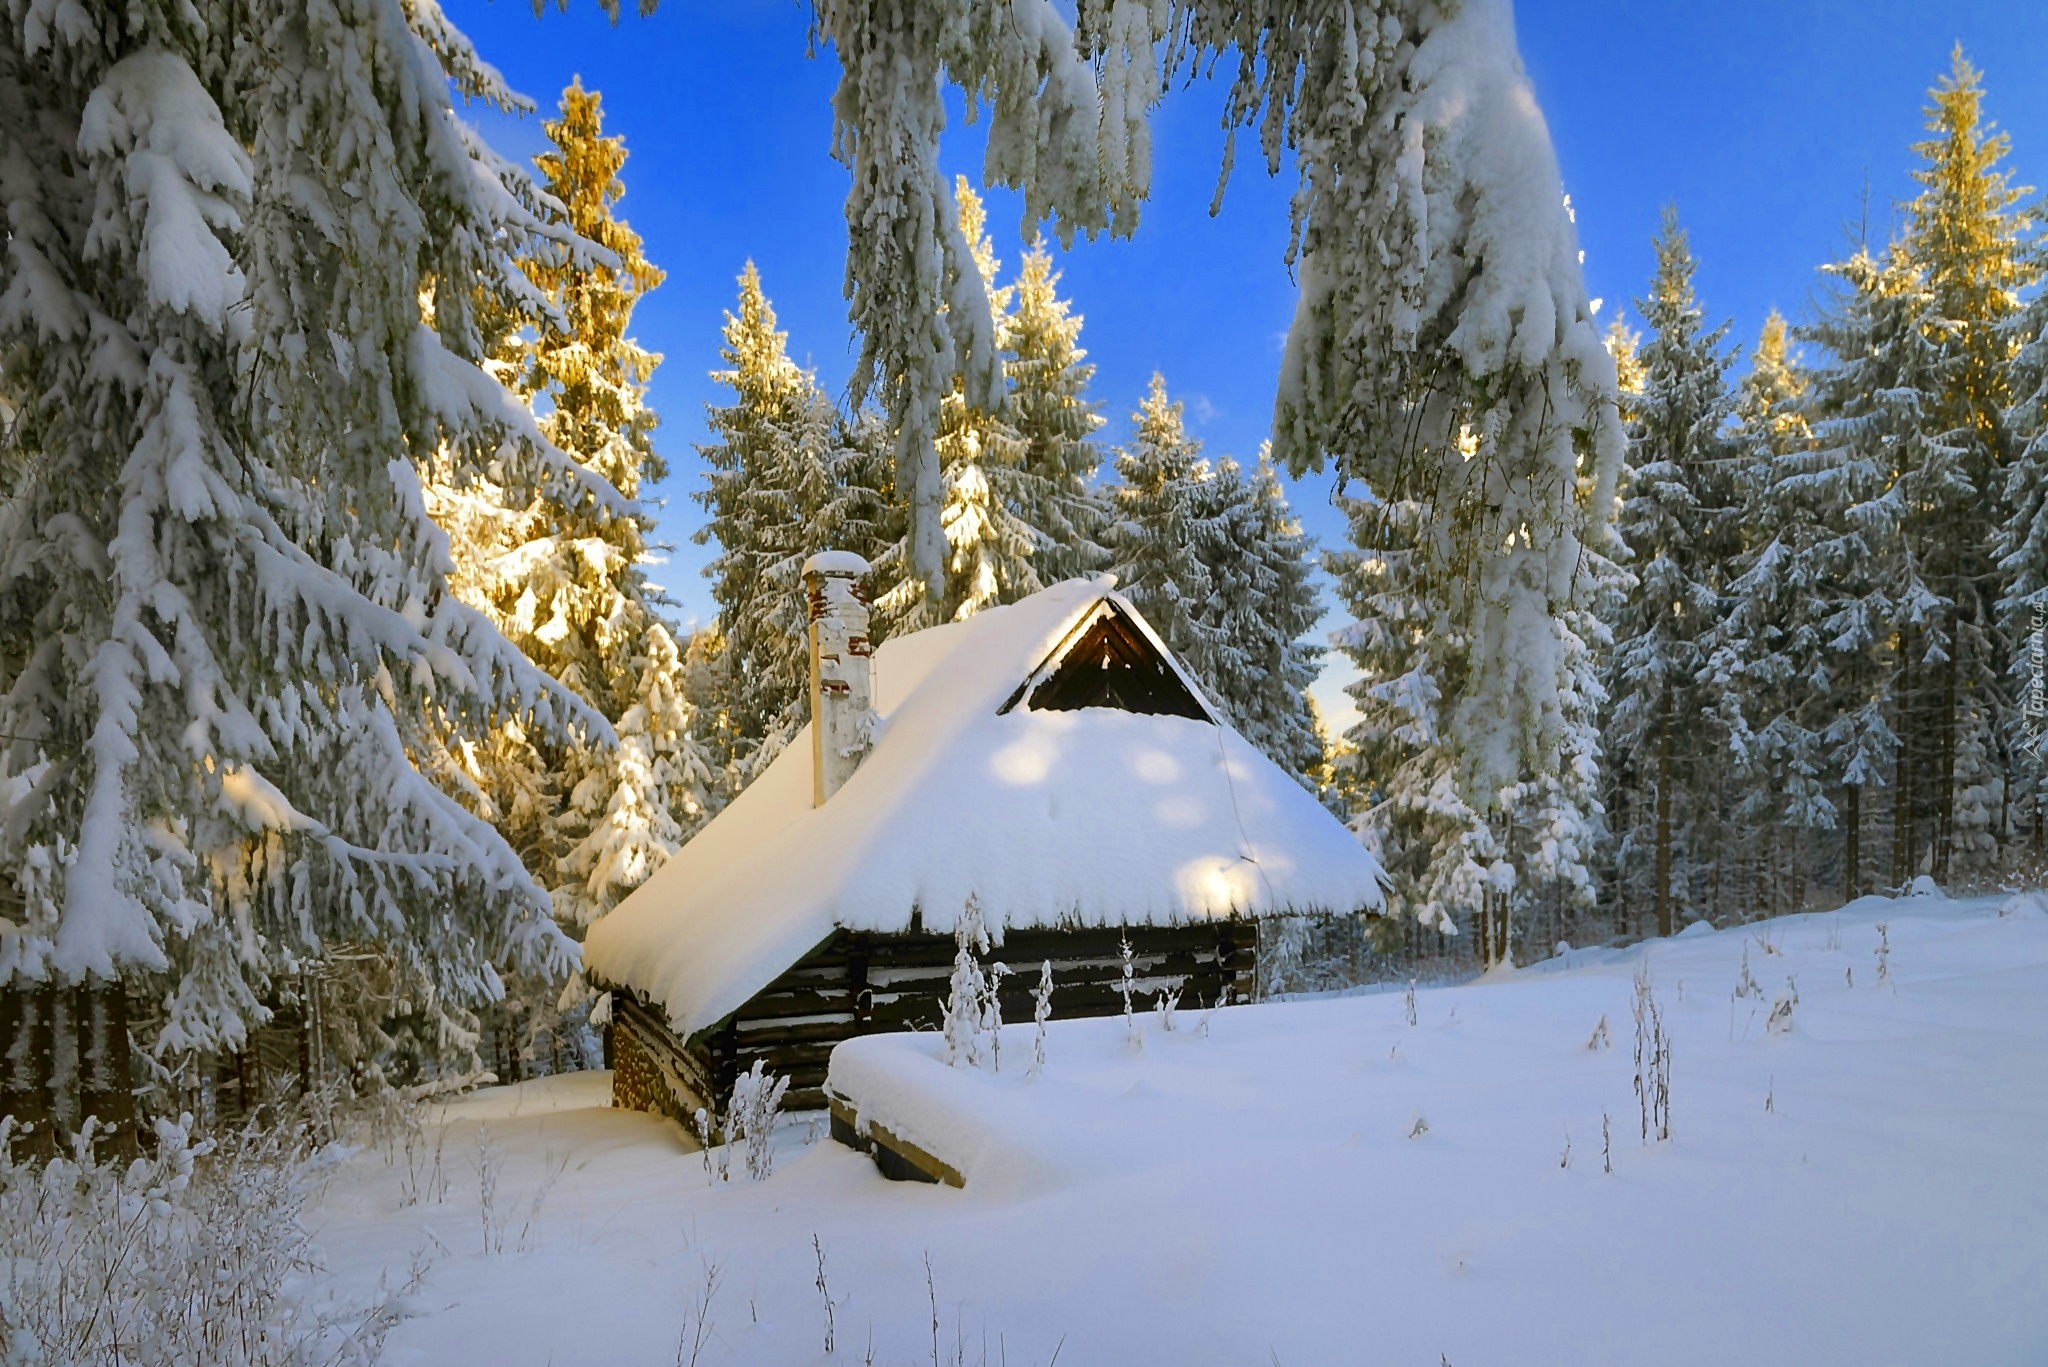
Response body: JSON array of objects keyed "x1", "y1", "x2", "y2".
[{"x1": 447, "y1": 0, "x2": 2048, "y2": 720}]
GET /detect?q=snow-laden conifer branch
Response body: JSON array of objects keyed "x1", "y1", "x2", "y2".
[
  {"x1": 818, "y1": 3, "x2": 1619, "y2": 930},
  {"x1": 0, "y1": 0, "x2": 613, "y2": 1066},
  {"x1": 813, "y1": 0, "x2": 1153, "y2": 605}
]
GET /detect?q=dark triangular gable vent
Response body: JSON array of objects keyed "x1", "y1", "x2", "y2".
[{"x1": 998, "y1": 599, "x2": 1212, "y2": 721}]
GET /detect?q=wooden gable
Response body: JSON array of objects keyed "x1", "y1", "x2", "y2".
[{"x1": 998, "y1": 599, "x2": 1210, "y2": 721}]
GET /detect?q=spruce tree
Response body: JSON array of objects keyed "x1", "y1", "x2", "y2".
[
  {"x1": 697, "y1": 265, "x2": 898, "y2": 757},
  {"x1": 1190, "y1": 451, "x2": 1325, "y2": 780},
  {"x1": 1722, "y1": 311, "x2": 1838, "y2": 911},
  {"x1": 0, "y1": 1, "x2": 612, "y2": 1131},
  {"x1": 1105, "y1": 384, "x2": 1324, "y2": 779},
  {"x1": 1003, "y1": 239, "x2": 1110, "y2": 584},
  {"x1": 1606, "y1": 210, "x2": 1740, "y2": 937},
  {"x1": 693, "y1": 265, "x2": 904, "y2": 804},
  {"x1": 1328, "y1": 484, "x2": 1500, "y2": 943},
  {"x1": 2000, "y1": 271, "x2": 2048, "y2": 853},
  {"x1": 1108, "y1": 375, "x2": 1214, "y2": 669},
  {"x1": 1802, "y1": 245, "x2": 1967, "y2": 892},
  {"x1": 431, "y1": 80, "x2": 711, "y2": 939},
  {"x1": 875, "y1": 180, "x2": 1042, "y2": 629},
  {"x1": 1899, "y1": 49, "x2": 2038, "y2": 878}
]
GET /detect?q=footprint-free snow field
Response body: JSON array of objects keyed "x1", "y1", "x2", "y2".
[{"x1": 312, "y1": 890, "x2": 2048, "y2": 1365}]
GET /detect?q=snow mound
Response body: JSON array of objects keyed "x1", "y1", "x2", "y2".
[{"x1": 315, "y1": 887, "x2": 2048, "y2": 1366}]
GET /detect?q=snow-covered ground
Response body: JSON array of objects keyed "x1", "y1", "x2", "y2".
[{"x1": 311, "y1": 890, "x2": 2048, "y2": 1365}]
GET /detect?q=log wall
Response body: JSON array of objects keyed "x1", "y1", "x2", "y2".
[{"x1": 609, "y1": 918, "x2": 1261, "y2": 1118}]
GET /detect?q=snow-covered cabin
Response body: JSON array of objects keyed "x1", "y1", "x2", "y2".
[{"x1": 584, "y1": 556, "x2": 1385, "y2": 1120}]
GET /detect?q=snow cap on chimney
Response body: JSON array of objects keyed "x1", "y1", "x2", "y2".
[{"x1": 803, "y1": 551, "x2": 874, "y2": 807}]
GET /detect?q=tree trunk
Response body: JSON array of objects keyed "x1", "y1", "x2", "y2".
[
  {"x1": 75, "y1": 978, "x2": 137, "y2": 1159},
  {"x1": 1655, "y1": 690, "x2": 1674, "y2": 939},
  {"x1": 1934, "y1": 630, "x2": 1958, "y2": 884},
  {"x1": 1893, "y1": 634, "x2": 1915, "y2": 888},
  {"x1": 1845, "y1": 784, "x2": 1862, "y2": 902},
  {"x1": 1, "y1": 978, "x2": 60, "y2": 1160}
]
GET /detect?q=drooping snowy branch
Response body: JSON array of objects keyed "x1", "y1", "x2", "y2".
[
  {"x1": 818, "y1": 1, "x2": 1619, "y2": 856},
  {"x1": 813, "y1": 0, "x2": 1157, "y2": 607}
]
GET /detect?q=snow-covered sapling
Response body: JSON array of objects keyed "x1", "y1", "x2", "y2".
[
  {"x1": 1154, "y1": 984, "x2": 1180, "y2": 1032},
  {"x1": 1405, "y1": 978, "x2": 1418, "y2": 1027},
  {"x1": 1117, "y1": 934, "x2": 1138, "y2": 1046},
  {"x1": 982, "y1": 960, "x2": 1010, "y2": 1071},
  {"x1": 1765, "y1": 1076, "x2": 1776, "y2": 1114},
  {"x1": 1766, "y1": 977, "x2": 1799, "y2": 1036},
  {"x1": 1408, "y1": 1115, "x2": 1429, "y2": 1140},
  {"x1": 1559, "y1": 1127, "x2": 1572, "y2": 1169},
  {"x1": 1602, "y1": 1113, "x2": 1612, "y2": 1174},
  {"x1": 944, "y1": 895, "x2": 992, "y2": 1067},
  {"x1": 1586, "y1": 1014, "x2": 1610, "y2": 1051},
  {"x1": 1875, "y1": 923, "x2": 1892, "y2": 984},
  {"x1": 1030, "y1": 960, "x2": 1053, "y2": 1075},
  {"x1": 1632, "y1": 965, "x2": 1672, "y2": 1144}
]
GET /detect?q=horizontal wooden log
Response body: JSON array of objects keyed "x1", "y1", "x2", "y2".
[{"x1": 616, "y1": 918, "x2": 1286, "y2": 1116}]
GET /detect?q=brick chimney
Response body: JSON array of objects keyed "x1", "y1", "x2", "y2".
[{"x1": 803, "y1": 551, "x2": 874, "y2": 807}]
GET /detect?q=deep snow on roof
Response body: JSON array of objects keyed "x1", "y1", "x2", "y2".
[{"x1": 583, "y1": 579, "x2": 1385, "y2": 1037}]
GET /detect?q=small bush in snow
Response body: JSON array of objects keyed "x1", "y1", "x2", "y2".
[
  {"x1": 1154, "y1": 984, "x2": 1180, "y2": 1031},
  {"x1": 1030, "y1": 961, "x2": 1054, "y2": 1075},
  {"x1": 812, "y1": 1233, "x2": 835, "y2": 1355},
  {"x1": 1999, "y1": 891, "x2": 2045, "y2": 919},
  {"x1": 1734, "y1": 943, "x2": 1762, "y2": 1000},
  {"x1": 395, "y1": 1098, "x2": 449, "y2": 1209},
  {"x1": 691, "y1": 1064, "x2": 790, "y2": 1183},
  {"x1": 1766, "y1": 977, "x2": 1799, "y2": 1036},
  {"x1": 726, "y1": 1062, "x2": 790, "y2": 1181},
  {"x1": 692, "y1": 1107, "x2": 718, "y2": 1184},
  {"x1": 673, "y1": 1256, "x2": 723, "y2": 1367},
  {"x1": 1586, "y1": 1014, "x2": 1610, "y2": 1051},
  {"x1": 1632, "y1": 965, "x2": 1672, "y2": 1144},
  {"x1": 475, "y1": 1125, "x2": 504, "y2": 1254},
  {"x1": 0, "y1": 1108, "x2": 416, "y2": 1366}
]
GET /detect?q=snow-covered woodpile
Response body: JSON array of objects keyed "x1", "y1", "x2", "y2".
[{"x1": 585, "y1": 565, "x2": 1384, "y2": 1117}]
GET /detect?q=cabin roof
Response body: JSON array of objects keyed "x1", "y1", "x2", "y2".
[{"x1": 582, "y1": 578, "x2": 1386, "y2": 1038}]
